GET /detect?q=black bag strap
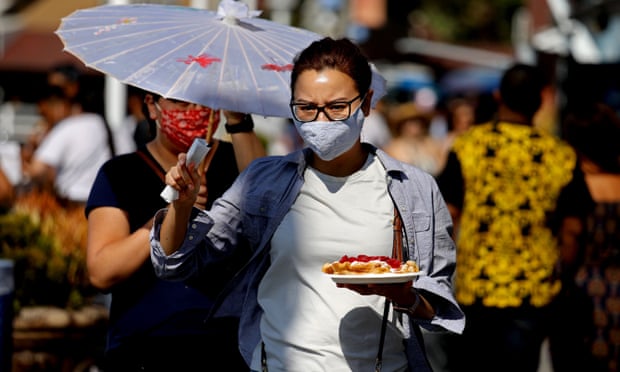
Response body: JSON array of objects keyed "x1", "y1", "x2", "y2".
[
  {"x1": 136, "y1": 148, "x2": 165, "y2": 182},
  {"x1": 392, "y1": 208, "x2": 403, "y2": 262},
  {"x1": 261, "y1": 341, "x2": 268, "y2": 372},
  {"x1": 375, "y1": 208, "x2": 403, "y2": 372}
]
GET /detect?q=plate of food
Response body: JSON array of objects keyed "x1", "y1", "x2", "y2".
[
  {"x1": 322, "y1": 254, "x2": 424, "y2": 284},
  {"x1": 326, "y1": 272, "x2": 424, "y2": 284}
]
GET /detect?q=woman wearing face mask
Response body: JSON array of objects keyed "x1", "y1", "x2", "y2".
[
  {"x1": 150, "y1": 37, "x2": 464, "y2": 372},
  {"x1": 85, "y1": 93, "x2": 265, "y2": 371}
]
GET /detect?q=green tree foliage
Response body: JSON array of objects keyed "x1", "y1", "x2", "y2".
[{"x1": 416, "y1": 0, "x2": 524, "y2": 43}]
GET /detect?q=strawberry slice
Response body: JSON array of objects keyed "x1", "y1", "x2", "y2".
[{"x1": 338, "y1": 254, "x2": 401, "y2": 269}]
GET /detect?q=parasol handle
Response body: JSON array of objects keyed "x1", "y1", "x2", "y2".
[
  {"x1": 194, "y1": 110, "x2": 219, "y2": 206},
  {"x1": 205, "y1": 108, "x2": 216, "y2": 144},
  {"x1": 199, "y1": 109, "x2": 217, "y2": 173}
]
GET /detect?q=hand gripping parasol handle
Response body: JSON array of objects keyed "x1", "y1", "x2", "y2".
[{"x1": 160, "y1": 138, "x2": 210, "y2": 203}]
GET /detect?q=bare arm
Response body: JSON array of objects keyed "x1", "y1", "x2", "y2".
[
  {"x1": 24, "y1": 158, "x2": 56, "y2": 193},
  {"x1": 0, "y1": 168, "x2": 14, "y2": 210},
  {"x1": 557, "y1": 216, "x2": 583, "y2": 275},
  {"x1": 86, "y1": 207, "x2": 152, "y2": 290},
  {"x1": 230, "y1": 131, "x2": 266, "y2": 171},
  {"x1": 223, "y1": 112, "x2": 266, "y2": 171},
  {"x1": 446, "y1": 203, "x2": 461, "y2": 240}
]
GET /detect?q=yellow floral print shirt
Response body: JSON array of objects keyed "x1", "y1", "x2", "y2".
[{"x1": 442, "y1": 121, "x2": 577, "y2": 308}]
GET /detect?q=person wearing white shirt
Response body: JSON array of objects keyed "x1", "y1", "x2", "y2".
[{"x1": 26, "y1": 85, "x2": 112, "y2": 205}]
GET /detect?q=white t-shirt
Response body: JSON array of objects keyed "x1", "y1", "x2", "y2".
[
  {"x1": 34, "y1": 112, "x2": 112, "y2": 202},
  {"x1": 252, "y1": 155, "x2": 408, "y2": 372}
]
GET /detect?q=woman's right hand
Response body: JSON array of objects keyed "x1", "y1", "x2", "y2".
[{"x1": 165, "y1": 152, "x2": 201, "y2": 208}]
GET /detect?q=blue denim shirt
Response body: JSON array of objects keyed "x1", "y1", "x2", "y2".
[{"x1": 151, "y1": 146, "x2": 465, "y2": 370}]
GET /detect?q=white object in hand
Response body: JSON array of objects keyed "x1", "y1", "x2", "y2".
[{"x1": 160, "y1": 138, "x2": 211, "y2": 203}]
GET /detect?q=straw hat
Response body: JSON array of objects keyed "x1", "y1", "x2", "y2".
[{"x1": 387, "y1": 102, "x2": 432, "y2": 133}]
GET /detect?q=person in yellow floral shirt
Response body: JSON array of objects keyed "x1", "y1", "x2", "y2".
[{"x1": 436, "y1": 63, "x2": 591, "y2": 372}]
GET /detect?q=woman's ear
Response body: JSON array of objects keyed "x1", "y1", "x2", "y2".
[
  {"x1": 144, "y1": 94, "x2": 158, "y2": 120},
  {"x1": 362, "y1": 90, "x2": 374, "y2": 116}
]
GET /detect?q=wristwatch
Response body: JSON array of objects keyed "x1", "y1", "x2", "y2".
[{"x1": 225, "y1": 114, "x2": 254, "y2": 134}]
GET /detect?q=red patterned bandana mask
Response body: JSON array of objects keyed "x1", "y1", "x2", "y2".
[{"x1": 158, "y1": 105, "x2": 220, "y2": 150}]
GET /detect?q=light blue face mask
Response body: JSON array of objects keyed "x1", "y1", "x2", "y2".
[{"x1": 293, "y1": 105, "x2": 365, "y2": 161}]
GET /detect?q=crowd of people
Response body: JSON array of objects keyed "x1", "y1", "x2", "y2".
[{"x1": 0, "y1": 34, "x2": 618, "y2": 372}]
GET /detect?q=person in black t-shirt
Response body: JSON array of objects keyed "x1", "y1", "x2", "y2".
[{"x1": 85, "y1": 92, "x2": 265, "y2": 371}]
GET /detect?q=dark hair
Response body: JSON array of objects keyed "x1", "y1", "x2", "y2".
[
  {"x1": 49, "y1": 63, "x2": 81, "y2": 83},
  {"x1": 36, "y1": 84, "x2": 71, "y2": 103},
  {"x1": 48, "y1": 63, "x2": 106, "y2": 115},
  {"x1": 290, "y1": 37, "x2": 371, "y2": 100},
  {"x1": 445, "y1": 97, "x2": 474, "y2": 131},
  {"x1": 499, "y1": 63, "x2": 544, "y2": 119},
  {"x1": 39, "y1": 77, "x2": 118, "y2": 158},
  {"x1": 563, "y1": 103, "x2": 620, "y2": 174}
]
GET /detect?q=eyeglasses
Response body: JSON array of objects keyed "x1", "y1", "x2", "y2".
[{"x1": 290, "y1": 94, "x2": 364, "y2": 123}]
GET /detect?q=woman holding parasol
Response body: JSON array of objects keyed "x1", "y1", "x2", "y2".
[{"x1": 85, "y1": 90, "x2": 265, "y2": 370}]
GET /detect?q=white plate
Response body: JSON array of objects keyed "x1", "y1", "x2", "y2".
[{"x1": 327, "y1": 272, "x2": 424, "y2": 284}]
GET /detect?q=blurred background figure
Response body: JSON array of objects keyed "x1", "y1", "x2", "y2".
[
  {"x1": 47, "y1": 64, "x2": 81, "y2": 110},
  {"x1": 383, "y1": 101, "x2": 444, "y2": 176},
  {"x1": 0, "y1": 166, "x2": 14, "y2": 212},
  {"x1": 437, "y1": 63, "x2": 591, "y2": 372},
  {"x1": 23, "y1": 83, "x2": 112, "y2": 206},
  {"x1": 19, "y1": 63, "x2": 83, "y2": 168},
  {"x1": 360, "y1": 97, "x2": 392, "y2": 149},
  {"x1": 438, "y1": 96, "x2": 476, "y2": 158},
  {"x1": 49, "y1": 63, "x2": 134, "y2": 155},
  {"x1": 551, "y1": 102, "x2": 620, "y2": 372},
  {"x1": 21, "y1": 64, "x2": 121, "y2": 179}
]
